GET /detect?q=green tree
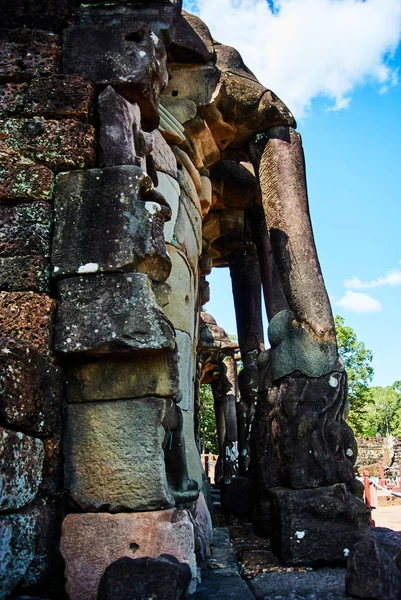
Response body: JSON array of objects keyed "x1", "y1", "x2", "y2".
[
  {"x1": 199, "y1": 384, "x2": 219, "y2": 454},
  {"x1": 334, "y1": 315, "x2": 374, "y2": 434},
  {"x1": 363, "y1": 383, "x2": 401, "y2": 436}
]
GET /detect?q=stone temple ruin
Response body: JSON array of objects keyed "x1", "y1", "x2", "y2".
[{"x1": 0, "y1": 1, "x2": 383, "y2": 598}]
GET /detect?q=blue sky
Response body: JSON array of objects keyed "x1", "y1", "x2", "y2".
[{"x1": 183, "y1": 0, "x2": 401, "y2": 386}]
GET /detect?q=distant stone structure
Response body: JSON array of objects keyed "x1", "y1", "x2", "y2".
[{"x1": 0, "y1": 1, "x2": 370, "y2": 597}]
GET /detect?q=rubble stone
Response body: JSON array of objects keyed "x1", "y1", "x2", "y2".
[
  {"x1": 54, "y1": 273, "x2": 175, "y2": 355},
  {"x1": 0, "y1": 427, "x2": 44, "y2": 510},
  {"x1": 0, "y1": 291, "x2": 55, "y2": 355},
  {"x1": 63, "y1": 398, "x2": 175, "y2": 512},
  {"x1": 60, "y1": 509, "x2": 196, "y2": 600},
  {"x1": 0, "y1": 337, "x2": 61, "y2": 436}
]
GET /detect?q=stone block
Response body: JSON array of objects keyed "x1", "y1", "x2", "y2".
[
  {"x1": 97, "y1": 556, "x2": 192, "y2": 600},
  {"x1": 60, "y1": 509, "x2": 196, "y2": 600},
  {"x1": 52, "y1": 166, "x2": 171, "y2": 281},
  {"x1": 0, "y1": 0, "x2": 76, "y2": 33},
  {"x1": 0, "y1": 149, "x2": 54, "y2": 202},
  {"x1": 0, "y1": 83, "x2": 28, "y2": 116},
  {"x1": 25, "y1": 75, "x2": 94, "y2": 120},
  {"x1": 0, "y1": 337, "x2": 62, "y2": 436},
  {"x1": 0, "y1": 29, "x2": 60, "y2": 83},
  {"x1": 98, "y1": 86, "x2": 153, "y2": 169},
  {"x1": 0, "y1": 291, "x2": 55, "y2": 355},
  {"x1": 0, "y1": 202, "x2": 51, "y2": 258},
  {"x1": 181, "y1": 409, "x2": 204, "y2": 490},
  {"x1": 194, "y1": 491, "x2": 213, "y2": 562},
  {"x1": 0, "y1": 118, "x2": 96, "y2": 172},
  {"x1": 0, "y1": 427, "x2": 44, "y2": 511},
  {"x1": 169, "y1": 11, "x2": 215, "y2": 63},
  {"x1": 155, "y1": 172, "x2": 180, "y2": 243},
  {"x1": 63, "y1": 398, "x2": 175, "y2": 512},
  {"x1": 183, "y1": 115, "x2": 220, "y2": 169},
  {"x1": 163, "y1": 247, "x2": 195, "y2": 337},
  {"x1": 62, "y1": 20, "x2": 168, "y2": 130},
  {"x1": 165, "y1": 63, "x2": 220, "y2": 108},
  {"x1": 176, "y1": 330, "x2": 194, "y2": 410},
  {"x1": 54, "y1": 273, "x2": 175, "y2": 355},
  {"x1": 346, "y1": 527, "x2": 401, "y2": 600},
  {"x1": 173, "y1": 190, "x2": 202, "y2": 272},
  {"x1": 152, "y1": 130, "x2": 178, "y2": 178},
  {"x1": 66, "y1": 351, "x2": 179, "y2": 402},
  {"x1": 268, "y1": 484, "x2": 370, "y2": 566},
  {"x1": 0, "y1": 501, "x2": 59, "y2": 599},
  {"x1": 0, "y1": 256, "x2": 49, "y2": 292}
]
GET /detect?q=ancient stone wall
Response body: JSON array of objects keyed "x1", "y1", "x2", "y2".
[
  {"x1": 0, "y1": 1, "x2": 371, "y2": 596},
  {"x1": 356, "y1": 436, "x2": 401, "y2": 469}
]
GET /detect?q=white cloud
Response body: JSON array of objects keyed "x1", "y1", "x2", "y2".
[
  {"x1": 344, "y1": 269, "x2": 401, "y2": 289},
  {"x1": 186, "y1": 0, "x2": 401, "y2": 118},
  {"x1": 337, "y1": 290, "x2": 382, "y2": 313}
]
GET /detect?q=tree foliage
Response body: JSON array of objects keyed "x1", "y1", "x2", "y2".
[
  {"x1": 334, "y1": 315, "x2": 374, "y2": 434},
  {"x1": 199, "y1": 383, "x2": 219, "y2": 454},
  {"x1": 362, "y1": 383, "x2": 401, "y2": 437}
]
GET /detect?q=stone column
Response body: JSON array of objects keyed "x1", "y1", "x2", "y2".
[
  {"x1": 229, "y1": 245, "x2": 264, "y2": 476},
  {"x1": 250, "y1": 128, "x2": 370, "y2": 564}
]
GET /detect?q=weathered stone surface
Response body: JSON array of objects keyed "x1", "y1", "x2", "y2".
[
  {"x1": 67, "y1": 351, "x2": 179, "y2": 402},
  {"x1": 0, "y1": 29, "x2": 60, "y2": 83},
  {"x1": 181, "y1": 409, "x2": 205, "y2": 490},
  {"x1": 0, "y1": 83, "x2": 28, "y2": 116},
  {"x1": 155, "y1": 172, "x2": 180, "y2": 242},
  {"x1": 210, "y1": 159, "x2": 260, "y2": 210},
  {"x1": 268, "y1": 484, "x2": 370, "y2": 566},
  {"x1": 0, "y1": 202, "x2": 51, "y2": 257},
  {"x1": 52, "y1": 166, "x2": 171, "y2": 281},
  {"x1": 253, "y1": 371, "x2": 356, "y2": 490},
  {"x1": 0, "y1": 292, "x2": 55, "y2": 355},
  {"x1": 199, "y1": 175, "x2": 212, "y2": 216},
  {"x1": 165, "y1": 63, "x2": 220, "y2": 108},
  {"x1": 0, "y1": 149, "x2": 54, "y2": 202},
  {"x1": 194, "y1": 491, "x2": 213, "y2": 562},
  {"x1": 98, "y1": 86, "x2": 154, "y2": 169},
  {"x1": 176, "y1": 330, "x2": 194, "y2": 411},
  {"x1": 63, "y1": 398, "x2": 175, "y2": 511},
  {"x1": 26, "y1": 75, "x2": 94, "y2": 120},
  {"x1": 0, "y1": 0, "x2": 75, "y2": 33},
  {"x1": 268, "y1": 309, "x2": 339, "y2": 380},
  {"x1": 40, "y1": 436, "x2": 62, "y2": 495},
  {"x1": 0, "y1": 511, "x2": 36, "y2": 599},
  {"x1": 0, "y1": 76, "x2": 94, "y2": 120},
  {"x1": 183, "y1": 115, "x2": 220, "y2": 169},
  {"x1": 173, "y1": 190, "x2": 202, "y2": 272},
  {"x1": 0, "y1": 256, "x2": 49, "y2": 292},
  {"x1": 63, "y1": 20, "x2": 168, "y2": 129},
  {"x1": 170, "y1": 10, "x2": 215, "y2": 63},
  {"x1": 159, "y1": 103, "x2": 186, "y2": 144},
  {"x1": 0, "y1": 502, "x2": 59, "y2": 599},
  {"x1": 159, "y1": 95, "x2": 197, "y2": 125},
  {"x1": 249, "y1": 568, "x2": 348, "y2": 600},
  {"x1": 61, "y1": 509, "x2": 196, "y2": 600},
  {"x1": 163, "y1": 247, "x2": 195, "y2": 337},
  {"x1": 0, "y1": 427, "x2": 44, "y2": 510},
  {"x1": 152, "y1": 129, "x2": 178, "y2": 178},
  {"x1": 0, "y1": 337, "x2": 61, "y2": 436},
  {"x1": 251, "y1": 128, "x2": 334, "y2": 343},
  {"x1": 0, "y1": 118, "x2": 96, "y2": 172},
  {"x1": 97, "y1": 555, "x2": 192, "y2": 600},
  {"x1": 174, "y1": 146, "x2": 202, "y2": 193},
  {"x1": 346, "y1": 527, "x2": 401, "y2": 600},
  {"x1": 54, "y1": 273, "x2": 175, "y2": 355}
]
